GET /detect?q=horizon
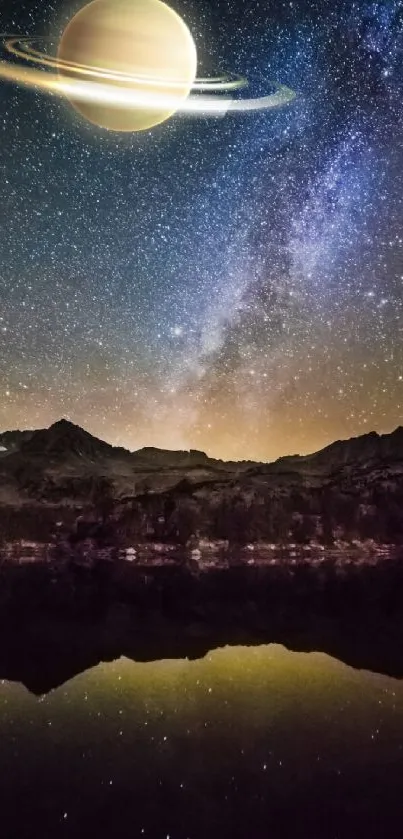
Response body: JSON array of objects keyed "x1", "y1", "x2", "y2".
[{"x1": 1, "y1": 414, "x2": 402, "y2": 464}]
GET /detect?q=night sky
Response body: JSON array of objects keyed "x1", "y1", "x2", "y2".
[{"x1": 0, "y1": 0, "x2": 402, "y2": 460}]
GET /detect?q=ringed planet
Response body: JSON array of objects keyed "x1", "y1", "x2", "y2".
[{"x1": 0, "y1": 0, "x2": 296, "y2": 132}]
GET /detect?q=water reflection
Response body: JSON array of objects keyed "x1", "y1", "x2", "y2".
[{"x1": 0, "y1": 645, "x2": 402, "y2": 838}]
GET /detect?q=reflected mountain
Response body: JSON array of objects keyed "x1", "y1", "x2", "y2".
[
  {"x1": 1, "y1": 606, "x2": 403, "y2": 694},
  {"x1": 1, "y1": 558, "x2": 403, "y2": 693}
]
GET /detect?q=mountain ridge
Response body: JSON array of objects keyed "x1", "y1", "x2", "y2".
[
  {"x1": 1, "y1": 417, "x2": 403, "y2": 468},
  {"x1": 1, "y1": 419, "x2": 403, "y2": 546}
]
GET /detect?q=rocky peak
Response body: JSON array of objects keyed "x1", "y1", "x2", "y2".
[
  {"x1": 131, "y1": 446, "x2": 212, "y2": 468},
  {"x1": 20, "y1": 418, "x2": 114, "y2": 460}
]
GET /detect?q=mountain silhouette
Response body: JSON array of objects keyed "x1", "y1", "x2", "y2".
[{"x1": 1, "y1": 420, "x2": 403, "y2": 544}]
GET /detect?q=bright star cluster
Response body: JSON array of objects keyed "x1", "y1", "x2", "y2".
[{"x1": 0, "y1": 0, "x2": 402, "y2": 460}]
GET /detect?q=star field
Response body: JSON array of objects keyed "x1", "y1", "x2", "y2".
[{"x1": 0, "y1": 0, "x2": 402, "y2": 459}]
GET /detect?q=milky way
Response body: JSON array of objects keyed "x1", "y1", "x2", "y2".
[{"x1": 0, "y1": 0, "x2": 402, "y2": 460}]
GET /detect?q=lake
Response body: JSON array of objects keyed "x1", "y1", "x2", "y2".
[{"x1": 1, "y1": 643, "x2": 403, "y2": 839}]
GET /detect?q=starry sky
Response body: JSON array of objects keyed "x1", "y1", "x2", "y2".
[{"x1": 0, "y1": 0, "x2": 402, "y2": 461}]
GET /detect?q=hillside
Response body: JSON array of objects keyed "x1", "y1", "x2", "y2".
[{"x1": 0, "y1": 420, "x2": 403, "y2": 546}]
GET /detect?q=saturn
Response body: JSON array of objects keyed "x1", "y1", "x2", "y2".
[{"x1": 0, "y1": 0, "x2": 296, "y2": 132}]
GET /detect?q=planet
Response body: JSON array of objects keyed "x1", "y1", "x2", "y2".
[
  {"x1": 57, "y1": 0, "x2": 197, "y2": 132},
  {"x1": 0, "y1": 1, "x2": 296, "y2": 132}
]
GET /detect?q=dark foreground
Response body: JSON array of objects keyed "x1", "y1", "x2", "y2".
[{"x1": 1, "y1": 556, "x2": 403, "y2": 838}]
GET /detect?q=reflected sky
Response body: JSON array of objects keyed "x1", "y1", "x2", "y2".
[{"x1": 1, "y1": 644, "x2": 402, "y2": 838}]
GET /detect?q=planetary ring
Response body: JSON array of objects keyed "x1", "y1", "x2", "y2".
[
  {"x1": 0, "y1": 35, "x2": 296, "y2": 116},
  {"x1": 5, "y1": 38, "x2": 249, "y2": 92}
]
